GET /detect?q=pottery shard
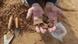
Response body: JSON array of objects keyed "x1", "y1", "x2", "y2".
[{"x1": 57, "y1": 0, "x2": 78, "y2": 11}]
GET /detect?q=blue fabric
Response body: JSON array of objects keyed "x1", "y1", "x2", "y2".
[
  {"x1": 27, "y1": 0, "x2": 57, "y2": 6},
  {"x1": 47, "y1": 0, "x2": 57, "y2": 4},
  {"x1": 27, "y1": 0, "x2": 37, "y2": 6}
]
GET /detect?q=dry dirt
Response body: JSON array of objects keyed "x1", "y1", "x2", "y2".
[{"x1": 0, "y1": 0, "x2": 78, "y2": 44}]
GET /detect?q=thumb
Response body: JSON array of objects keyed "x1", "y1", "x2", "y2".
[{"x1": 26, "y1": 8, "x2": 33, "y2": 19}]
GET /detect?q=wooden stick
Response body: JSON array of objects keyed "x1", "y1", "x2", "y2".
[
  {"x1": 8, "y1": 15, "x2": 13, "y2": 29},
  {"x1": 15, "y1": 17, "x2": 19, "y2": 28}
]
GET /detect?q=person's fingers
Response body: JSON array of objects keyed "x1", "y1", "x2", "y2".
[
  {"x1": 48, "y1": 26, "x2": 56, "y2": 32},
  {"x1": 41, "y1": 23, "x2": 48, "y2": 29},
  {"x1": 43, "y1": 29, "x2": 47, "y2": 33},
  {"x1": 40, "y1": 27, "x2": 46, "y2": 33},
  {"x1": 35, "y1": 26, "x2": 40, "y2": 32},
  {"x1": 26, "y1": 8, "x2": 33, "y2": 19}
]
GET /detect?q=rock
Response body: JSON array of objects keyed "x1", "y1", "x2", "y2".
[
  {"x1": 4, "y1": 31, "x2": 14, "y2": 44},
  {"x1": 50, "y1": 22, "x2": 67, "y2": 42}
]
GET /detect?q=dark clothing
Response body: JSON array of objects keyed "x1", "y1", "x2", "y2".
[{"x1": 27, "y1": 0, "x2": 57, "y2": 6}]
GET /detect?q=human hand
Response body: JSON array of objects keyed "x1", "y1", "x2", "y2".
[
  {"x1": 44, "y1": 2, "x2": 58, "y2": 32},
  {"x1": 26, "y1": 3, "x2": 47, "y2": 33}
]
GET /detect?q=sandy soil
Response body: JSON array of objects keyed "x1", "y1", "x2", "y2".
[{"x1": 0, "y1": 0, "x2": 78, "y2": 44}]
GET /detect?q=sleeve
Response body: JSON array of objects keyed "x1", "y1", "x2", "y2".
[
  {"x1": 47, "y1": 0, "x2": 57, "y2": 4},
  {"x1": 26, "y1": 0, "x2": 38, "y2": 6}
]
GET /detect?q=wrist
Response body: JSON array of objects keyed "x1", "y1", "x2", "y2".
[
  {"x1": 46, "y1": 2, "x2": 55, "y2": 7},
  {"x1": 32, "y1": 3, "x2": 40, "y2": 7}
]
